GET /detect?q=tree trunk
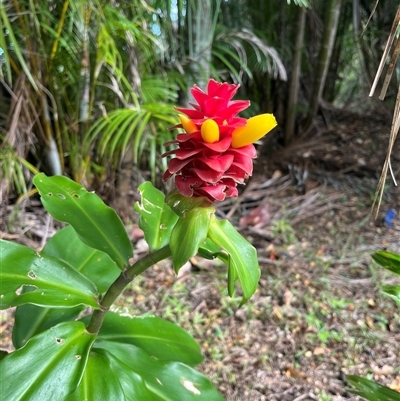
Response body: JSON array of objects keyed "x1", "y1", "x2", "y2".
[
  {"x1": 323, "y1": 0, "x2": 351, "y2": 102},
  {"x1": 353, "y1": 0, "x2": 372, "y2": 87},
  {"x1": 284, "y1": 5, "x2": 306, "y2": 145},
  {"x1": 186, "y1": 0, "x2": 216, "y2": 103},
  {"x1": 305, "y1": 0, "x2": 342, "y2": 129}
]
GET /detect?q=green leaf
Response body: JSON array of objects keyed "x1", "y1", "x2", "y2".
[
  {"x1": 0, "y1": 5, "x2": 39, "y2": 90},
  {"x1": 134, "y1": 182, "x2": 179, "y2": 251},
  {"x1": 381, "y1": 285, "x2": 400, "y2": 302},
  {"x1": 133, "y1": 112, "x2": 152, "y2": 163},
  {"x1": 83, "y1": 312, "x2": 203, "y2": 366},
  {"x1": 347, "y1": 375, "x2": 400, "y2": 401},
  {"x1": 0, "y1": 350, "x2": 8, "y2": 361},
  {"x1": 372, "y1": 251, "x2": 400, "y2": 276},
  {"x1": 0, "y1": 240, "x2": 99, "y2": 309},
  {"x1": 0, "y1": 322, "x2": 96, "y2": 401},
  {"x1": 197, "y1": 239, "x2": 235, "y2": 293},
  {"x1": 211, "y1": 49, "x2": 243, "y2": 82},
  {"x1": 207, "y1": 215, "x2": 260, "y2": 304},
  {"x1": 227, "y1": 260, "x2": 238, "y2": 297},
  {"x1": 170, "y1": 207, "x2": 214, "y2": 272},
  {"x1": 33, "y1": 173, "x2": 133, "y2": 269},
  {"x1": 43, "y1": 226, "x2": 121, "y2": 293},
  {"x1": 198, "y1": 238, "x2": 228, "y2": 262},
  {"x1": 96, "y1": 347, "x2": 165, "y2": 401},
  {"x1": 95, "y1": 341, "x2": 226, "y2": 401},
  {"x1": 65, "y1": 351, "x2": 125, "y2": 401},
  {"x1": 12, "y1": 304, "x2": 84, "y2": 349},
  {"x1": 12, "y1": 226, "x2": 120, "y2": 348}
]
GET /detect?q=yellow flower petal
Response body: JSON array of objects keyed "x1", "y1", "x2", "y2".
[
  {"x1": 179, "y1": 114, "x2": 198, "y2": 134},
  {"x1": 201, "y1": 119, "x2": 220, "y2": 143},
  {"x1": 231, "y1": 113, "x2": 277, "y2": 148}
]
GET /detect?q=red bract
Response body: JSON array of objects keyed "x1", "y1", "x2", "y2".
[{"x1": 163, "y1": 79, "x2": 277, "y2": 202}]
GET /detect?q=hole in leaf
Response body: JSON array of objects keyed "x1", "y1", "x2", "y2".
[
  {"x1": 75, "y1": 355, "x2": 82, "y2": 360},
  {"x1": 47, "y1": 192, "x2": 53, "y2": 197},
  {"x1": 15, "y1": 284, "x2": 38, "y2": 295},
  {"x1": 72, "y1": 193, "x2": 80, "y2": 198},
  {"x1": 27, "y1": 270, "x2": 37, "y2": 279},
  {"x1": 55, "y1": 338, "x2": 64, "y2": 345},
  {"x1": 57, "y1": 193, "x2": 66, "y2": 199}
]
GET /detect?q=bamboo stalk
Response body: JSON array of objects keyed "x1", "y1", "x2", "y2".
[
  {"x1": 49, "y1": 0, "x2": 70, "y2": 74},
  {"x1": 78, "y1": 5, "x2": 91, "y2": 136},
  {"x1": 369, "y1": 5, "x2": 400, "y2": 97},
  {"x1": 305, "y1": 0, "x2": 342, "y2": 129},
  {"x1": 284, "y1": 5, "x2": 306, "y2": 145}
]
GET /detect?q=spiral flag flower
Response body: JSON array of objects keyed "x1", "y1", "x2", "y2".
[{"x1": 163, "y1": 79, "x2": 277, "y2": 202}]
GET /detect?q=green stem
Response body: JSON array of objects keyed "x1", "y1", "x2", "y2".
[{"x1": 86, "y1": 245, "x2": 171, "y2": 334}]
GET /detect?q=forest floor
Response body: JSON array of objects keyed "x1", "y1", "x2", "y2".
[{"x1": 1, "y1": 108, "x2": 400, "y2": 401}]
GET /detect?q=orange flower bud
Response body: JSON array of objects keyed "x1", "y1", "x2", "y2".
[{"x1": 179, "y1": 114, "x2": 198, "y2": 134}]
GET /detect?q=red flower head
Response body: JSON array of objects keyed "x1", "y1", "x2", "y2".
[{"x1": 163, "y1": 79, "x2": 277, "y2": 202}]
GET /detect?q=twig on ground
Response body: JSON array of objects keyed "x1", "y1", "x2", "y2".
[{"x1": 292, "y1": 393, "x2": 317, "y2": 401}]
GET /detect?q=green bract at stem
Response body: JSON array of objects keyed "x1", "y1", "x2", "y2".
[
  {"x1": 86, "y1": 245, "x2": 172, "y2": 334},
  {"x1": 165, "y1": 189, "x2": 213, "y2": 217}
]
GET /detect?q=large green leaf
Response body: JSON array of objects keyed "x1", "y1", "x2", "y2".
[
  {"x1": 12, "y1": 305, "x2": 84, "y2": 349},
  {"x1": 207, "y1": 215, "x2": 260, "y2": 304},
  {"x1": 65, "y1": 351, "x2": 125, "y2": 401},
  {"x1": 33, "y1": 173, "x2": 133, "y2": 269},
  {"x1": 134, "y1": 182, "x2": 179, "y2": 251},
  {"x1": 12, "y1": 226, "x2": 120, "y2": 348},
  {"x1": 0, "y1": 322, "x2": 96, "y2": 401},
  {"x1": 170, "y1": 207, "x2": 214, "y2": 271},
  {"x1": 83, "y1": 312, "x2": 203, "y2": 366},
  {"x1": 95, "y1": 347, "x2": 164, "y2": 401},
  {"x1": 43, "y1": 225, "x2": 121, "y2": 293},
  {"x1": 0, "y1": 240, "x2": 99, "y2": 309},
  {"x1": 372, "y1": 250, "x2": 400, "y2": 276},
  {"x1": 347, "y1": 375, "x2": 400, "y2": 401},
  {"x1": 95, "y1": 341, "x2": 226, "y2": 401}
]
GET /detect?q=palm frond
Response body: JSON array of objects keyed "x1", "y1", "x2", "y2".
[
  {"x1": 0, "y1": 137, "x2": 38, "y2": 200},
  {"x1": 0, "y1": 1, "x2": 38, "y2": 90},
  {"x1": 214, "y1": 28, "x2": 287, "y2": 81},
  {"x1": 286, "y1": 0, "x2": 309, "y2": 6},
  {"x1": 141, "y1": 77, "x2": 178, "y2": 104},
  {"x1": 85, "y1": 103, "x2": 177, "y2": 176}
]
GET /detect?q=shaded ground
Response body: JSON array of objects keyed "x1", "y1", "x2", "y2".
[{"x1": 1, "y1": 109, "x2": 400, "y2": 401}]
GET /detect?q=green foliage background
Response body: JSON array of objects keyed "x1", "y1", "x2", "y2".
[{"x1": 0, "y1": 0, "x2": 397, "y2": 199}]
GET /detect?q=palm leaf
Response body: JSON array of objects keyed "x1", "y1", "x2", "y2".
[
  {"x1": 214, "y1": 28, "x2": 287, "y2": 81},
  {"x1": 0, "y1": 2, "x2": 38, "y2": 90}
]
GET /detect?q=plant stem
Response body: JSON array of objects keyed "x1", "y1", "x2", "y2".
[{"x1": 86, "y1": 245, "x2": 171, "y2": 334}]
